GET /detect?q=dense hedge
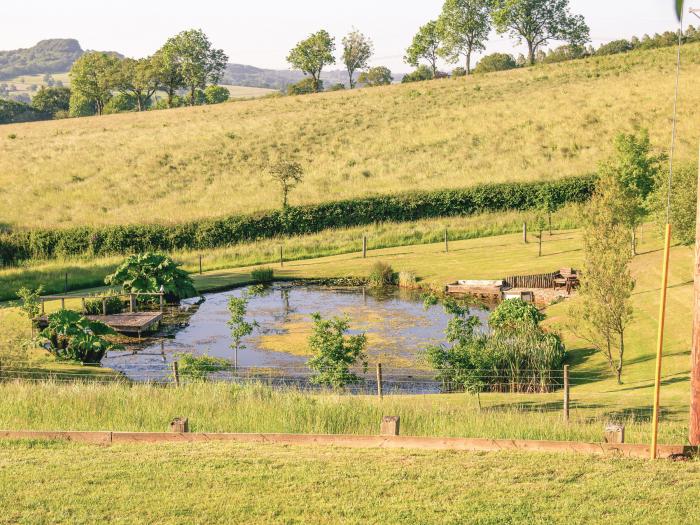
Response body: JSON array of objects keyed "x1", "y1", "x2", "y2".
[{"x1": 0, "y1": 175, "x2": 595, "y2": 264}]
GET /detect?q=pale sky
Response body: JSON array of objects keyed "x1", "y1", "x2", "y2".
[{"x1": 1, "y1": 0, "x2": 690, "y2": 72}]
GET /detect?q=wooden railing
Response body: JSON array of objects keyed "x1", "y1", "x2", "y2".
[
  {"x1": 502, "y1": 272, "x2": 558, "y2": 289},
  {"x1": 39, "y1": 291, "x2": 165, "y2": 316}
]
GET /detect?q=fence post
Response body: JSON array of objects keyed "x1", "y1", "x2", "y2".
[
  {"x1": 199, "y1": 254, "x2": 203, "y2": 275},
  {"x1": 280, "y1": 246, "x2": 284, "y2": 268},
  {"x1": 538, "y1": 229, "x2": 543, "y2": 257},
  {"x1": 102, "y1": 298, "x2": 107, "y2": 316},
  {"x1": 61, "y1": 298, "x2": 65, "y2": 310},
  {"x1": 444, "y1": 229, "x2": 449, "y2": 253},
  {"x1": 172, "y1": 361, "x2": 180, "y2": 387},
  {"x1": 376, "y1": 363, "x2": 383, "y2": 399},
  {"x1": 363, "y1": 236, "x2": 367, "y2": 258},
  {"x1": 159, "y1": 293, "x2": 164, "y2": 313},
  {"x1": 129, "y1": 294, "x2": 134, "y2": 313},
  {"x1": 523, "y1": 222, "x2": 528, "y2": 244},
  {"x1": 563, "y1": 365, "x2": 570, "y2": 422}
]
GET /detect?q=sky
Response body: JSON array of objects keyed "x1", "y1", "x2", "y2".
[{"x1": 1, "y1": 0, "x2": 690, "y2": 72}]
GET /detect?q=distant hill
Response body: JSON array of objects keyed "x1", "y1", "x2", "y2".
[
  {"x1": 224, "y1": 64, "x2": 404, "y2": 90},
  {"x1": 0, "y1": 39, "x2": 83, "y2": 80}
]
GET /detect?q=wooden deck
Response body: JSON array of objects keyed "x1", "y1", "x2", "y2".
[{"x1": 37, "y1": 312, "x2": 163, "y2": 336}]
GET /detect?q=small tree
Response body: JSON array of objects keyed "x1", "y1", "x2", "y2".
[
  {"x1": 287, "y1": 30, "x2": 336, "y2": 93},
  {"x1": 437, "y1": 0, "x2": 493, "y2": 75},
  {"x1": 227, "y1": 286, "x2": 263, "y2": 369},
  {"x1": 31, "y1": 87, "x2": 71, "y2": 116},
  {"x1": 307, "y1": 313, "x2": 367, "y2": 389},
  {"x1": 573, "y1": 177, "x2": 634, "y2": 384},
  {"x1": 112, "y1": 57, "x2": 159, "y2": 111},
  {"x1": 204, "y1": 85, "x2": 230, "y2": 104},
  {"x1": 493, "y1": 0, "x2": 590, "y2": 65},
  {"x1": 473, "y1": 53, "x2": 517, "y2": 73},
  {"x1": 70, "y1": 51, "x2": 120, "y2": 115},
  {"x1": 16, "y1": 286, "x2": 44, "y2": 321},
  {"x1": 151, "y1": 46, "x2": 184, "y2": 108},
  {"x1": 342, "y1": 29, "x2": 373, "y2": 88},
  {"x1": 405, "y1": 21, "x2": 442, "y2": 77},
  {"x1": 358, "y1": 66, "x2": 393, "y2": 87},
  {"x1": 599, "y1": 130, "x2": 663, "y2": 255},
  {"x1": 649, "y1": 164, "x2": 697, "y2": 246},
  {"x1": 269, "y1": 161, "x2": 304, "y2": 208}
]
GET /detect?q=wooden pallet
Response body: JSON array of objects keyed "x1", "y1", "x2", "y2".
[{"x1": 37, "y1": 312, "x2": 162, "y2": 336}]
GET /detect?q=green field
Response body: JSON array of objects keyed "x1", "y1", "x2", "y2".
[
  {"x1": 0, "y1": 440, "x2": 697, "y2": 524},
  {"x1": 1, "y1": 43, "x2": 699, "y2": 229}
]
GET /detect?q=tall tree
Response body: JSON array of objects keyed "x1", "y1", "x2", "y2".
[
  {"x1": 112, "y1": 58, "x2": 159, "y2": 111},
  {"x1": 599, "y1": 130, "x2": 663, "y2": 255},
  {"x1": 437, "y1": 0, "x2": 493, "y2": 74},
  {"x1": 151, "y1": 46, "x2": 184, "y2": 108},
  {"x1": 405, "y1": 21, "x2": 442, "y2": 77},
  {"x1": 161, "y1": 29, "x2": 228, "y2": 106},
  {"x1": 493, "y1": 0, "x2": 590, "y2": 65},
  {"x1": 573, "y1": 174, "x2": 634, "y2": 384},
  {"x1": 342, "y1": 30, "x2": 373, "y2": 88},
  {"x1": 287, "y1": 30, "x2": 336, "y2": 92},
  {"x1": 69, "y1": 51, "x2": 119, "y2": 115}
]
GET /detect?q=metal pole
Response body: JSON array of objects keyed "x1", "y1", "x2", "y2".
[
  {"x1": 651, "y1": 223, "x2": 672, "y2": 459},
  {"x1": 690, "y1": 141, "x2": 700, "y2": 446}
]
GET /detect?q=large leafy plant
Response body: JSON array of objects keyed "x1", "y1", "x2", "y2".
[
  {"x1": 105, "y1": 252, "x2": 196, "y2": 301},
  {"x1": 38, "y1": 309, "x2": 121, "y2": 364}
]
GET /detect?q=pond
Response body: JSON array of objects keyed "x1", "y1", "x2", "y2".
[{"x1": 103, "y1": 283, "x2": 491, "y2": 385}]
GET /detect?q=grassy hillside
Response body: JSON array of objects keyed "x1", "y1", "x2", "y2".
[{"x1": 1, "y1": 44, "x2": 699, "y2": 229}]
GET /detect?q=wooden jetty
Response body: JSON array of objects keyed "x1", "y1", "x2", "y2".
[{"x1": 36, "y1": 291, "x2": 165, "y2": 337}]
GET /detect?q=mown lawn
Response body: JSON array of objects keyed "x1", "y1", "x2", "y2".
[{"x1": 0, "y1": 440, "x2": 697, "y2": 524}]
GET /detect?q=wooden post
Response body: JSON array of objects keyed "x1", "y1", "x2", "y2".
[
  {"x1": 444, "y1": 229, "x2": 449, "y2": 253},
  {"x1": 523, "y1": 222, "x2": 528, "y2": 243},
  {"x1": 280, "y1": 246, "x2": 284, "y2": 268},
  {"x1": 380, "y1": 416, "x2": 400, "y2": 436},
  {"x1": 129, "y1": 294, "x2": 134, "y2": 313},
  {"x1": 159, "y1": 293, "x2": 164, "y2": 313},
  {"x1": 102, "y1": 298, "x2": 107, "y2": 316},
  {"x1": 199, "y1": 254, "x2": 203, "y2": 275},
  {"x1": 604, "y1": 424, "x2": 625, "y2": 444},
  {"x1": 538, "y1": 230, "x2": 543, "y2": 257},
  {"x1": 376, "y1": 363, "x2": 383, "y2": 399},
  {"x1": 172, "y1": 361, "x2": 180, "y2": 387},
  {"x1": 690, "y1": 141, "x2": 700, "y2": 446},
  {"x1": 363, "y1": 236, "x2": 367, "y2": 258},
  {"x1": 60, "y1": 298, "x2": 65, "y2": 310},
  {"x1": 563, "y1": 365, "x2": 570, "y2": 422},
  {"x1": 170, "y1": 417, "x2": 189, "y2": 433}
]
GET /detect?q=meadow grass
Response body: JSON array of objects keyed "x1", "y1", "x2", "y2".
[
  {"x1": 0, "y1": 381, "x2": 687, "y2": 444},
  {"x1": 1, "y1": 440, "x2": 697, "y2": 525},
  {"x1": 1, "y1": 44, "x2": 699, "y2": 229},
  {"x1": 0, "y1": 204, "x2": 583, "y2": 301}
]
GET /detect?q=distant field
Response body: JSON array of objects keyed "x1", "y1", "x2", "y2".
[
  {"x1": 1, "y1": 44, "x2": 699, "y2": 229},
  {"x1": 223, "y1": 84, "x2": 278, "y2": 98}
]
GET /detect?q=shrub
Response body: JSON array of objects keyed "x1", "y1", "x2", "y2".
[
  {"x1": 16, "y1": 286, "x2": 43, "y2": 319},
  {"x1": 287, "y1": 78, "x2": 322, "y2": 95},
  {"x1": 451, "y1": 67, "x2": 467, "y2": 78},
  {"x1": 489, "y1": 298, "x2": 545, "y2": 333},
  {"x1": 251, "y1": 267, "x2": 274, "y2": 283},
  {"x1": 328, "y1": 83, "x2": 346, "y2": 91},
  {"x1": 398, "y1": 271, "x2": 418, "y2": 289},
  {"x1": 175, "y1": 353, "x2": 230, "y2": 381},
  {"x1": 204, "y1": 85, "x2": 230, "y2": 104},
  {"x1": 474, "y1": 53, "x2": 517, "y2": 74},
  {"x1": 84, "y1": 292, "x2": 125, "y2": 315},
  {"x1": 358, "y1": 67, "x2": 393, "y2": 87},
  {"x1": 0, "y1": 175, "x2": 596, "y2": 264},
  {"x1": 596, "y1": 40, "x2": 633, "y2": 56},
  {"x1": 307, "y1": 313, "x2": 367, "y2": 388},
  {"x1": 401, "y1": 65, "x2": 434, "y2": 83},
  {"x1": 105, "y1": 253, "x2": 196, "y2": 301},
  {"x1": 37, "y1": 309, "x2": 121, "y2": 363},
  {"x1": 368, "y1": 262, "x2": 394, "y2": 287}
]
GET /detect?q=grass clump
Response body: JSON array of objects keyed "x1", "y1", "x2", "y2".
[
  {"x1": 368, "y1": 261, "x2": 395, "y2": 287},
  {"x1": 251, "y1": 267, "x2": 274, "y2": 283}
]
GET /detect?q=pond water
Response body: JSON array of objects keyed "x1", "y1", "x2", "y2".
[{"x1": 103, "y1": 283, "x2": 490, "y2": 383}]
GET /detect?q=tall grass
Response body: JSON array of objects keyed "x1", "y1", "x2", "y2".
[
  {"x1": 1, "y1": 44, "x2": 699, "y2": 229},
  {"x1": 0, "y1": 380, "x2": 687, "y2": 444},
  {"x1": 0, "y1": 205, "x2": 584, "y2": 301}
]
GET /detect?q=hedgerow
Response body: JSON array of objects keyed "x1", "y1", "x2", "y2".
[{"x1": 0, "y1": 175, "x2": 595, "y2": 264}]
